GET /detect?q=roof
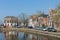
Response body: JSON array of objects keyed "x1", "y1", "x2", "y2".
[
  {"x1": 43, "y1": 15, "x2": 48, "y2": 17},
  {"x1": 38, "y1": 14, "x2": 48, "y2": 17},
  {"x1": 5, "y1": 16, "x2": 17, "y2": 18}
]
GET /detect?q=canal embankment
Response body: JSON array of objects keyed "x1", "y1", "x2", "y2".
[{"x1": 1, "y1": 28, "x2": 60, "y2": 39}]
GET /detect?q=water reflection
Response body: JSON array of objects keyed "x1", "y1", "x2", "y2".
[
  {"x1": 0, "y1": 31, "x2": 60, "y2": 40},
  {"x1": 0, "y1": 32, "x2": 5, "y2": 40},
  {"x1": 4, "y1": 31, "x2": 18, "y2": 40},
  {"x1": 18, "y1": 32, "x2": 24, "y2": 40}
]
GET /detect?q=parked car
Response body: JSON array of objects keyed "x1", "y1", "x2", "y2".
[
  {"x1": 28, "y1": 26, "x2": 33, "y2": 28},
  {"x1": 47, "y1": 27, "x2": 57, "y2": 32},
  {"x1": 14, "y1": 25, "x2": 18, "y2": 28},
  {"x1": 41, "y1": 28, "x2": 47, "y2": 31},
  {"x1": 41, "y1": 24, "x2": 47, "y2": 31},
  {"x1": 34, "y1": 25, "x2": 41, "y2": 30},
  {"x1": 17, "y1": 25, "x2": 24, "y2": 28}
]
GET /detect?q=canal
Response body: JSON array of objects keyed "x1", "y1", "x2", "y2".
[{"x1": 0, "y1": 31, "x2": 60, "y2": 40}]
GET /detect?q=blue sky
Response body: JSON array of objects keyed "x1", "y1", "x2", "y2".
[{"x1": 0, "y1": 0, "x2": 60, "y2": 22}]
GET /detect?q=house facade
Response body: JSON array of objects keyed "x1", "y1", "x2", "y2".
[
  {"x1": 4, "y1": 16, "x2": 18, "y2": 28},
  {"x1": 28, "y1": 15, "x2": 37, "y2": 28},
  {"x1": 28, "y1": 14, "x2": 48, "y2": 28},
  {"x1": 49, "y1": 9, "x2": 60, "y2": 31}
]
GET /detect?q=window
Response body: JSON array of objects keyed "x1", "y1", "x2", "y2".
[{"x1": 7, "y1": 21, "x2": 9, "y2": 23}]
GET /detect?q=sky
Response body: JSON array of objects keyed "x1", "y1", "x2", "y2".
[{"x1": 0, "y1": 0, "x2": 60, "y2": 22}]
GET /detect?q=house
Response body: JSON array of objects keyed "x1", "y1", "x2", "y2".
[
  {"x1": 42, "y1": 15, "x2": 48, "y2": 27},
  {"x1": 28, "y1": 14, "x2": 48, "y2": 28},
  {"x1": 49, "y1": 9, "x2": 60, "y2": 31},
  {"x1": 4, "y1": 16, "x2": 18, "y2": 28},
  {"x1": 28, "y1": 14, "x2": 38, "y2": 28},
  {"x1": 37, "y1": 14, "x2": 48, "y2": 27}
]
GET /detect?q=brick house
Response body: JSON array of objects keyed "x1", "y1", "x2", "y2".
[
  {"x1": 4, "y1": 16, "x2": 18, "y2": 28},
  {"x1": 28, "y1": 14, "x2": 48, "y2": 28},
  {"x1": 49, "y1": 9, "x2": 60, "y2": 31},
  {"x1": 37, "y1": 14, "x2": 48, "y2": 27}
]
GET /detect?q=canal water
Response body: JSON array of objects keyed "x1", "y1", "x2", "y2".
[{"x1": 0, "y1": 31, "x2": 60, "y2": 40}]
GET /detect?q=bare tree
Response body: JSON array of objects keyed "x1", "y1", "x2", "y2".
[{"x1": 18, "y1": 12, "x2": 28, "y2": 27}]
